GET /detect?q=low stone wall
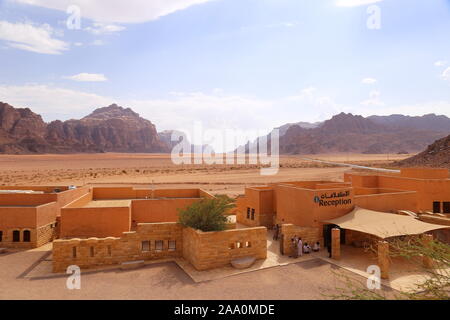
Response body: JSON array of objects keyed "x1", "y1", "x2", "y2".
[
  {"x1": 53, "y1": 223, "x2": 268, "y2": 273},
  {"x1": 280, "y1": 224, "x2": 321, "y2": 256},
  {"x1": 182, "y1": 227, "x2": 267, "y2": 271},
  {"x1": 53, "y1": 222, "x2": 183, "y2": 272}
]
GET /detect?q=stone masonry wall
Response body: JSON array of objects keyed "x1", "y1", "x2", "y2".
[
  {"x1": 182, "y1": 227, "x2": 267, "y2": 271},
  {"x1": 53, "y1": 222, "x2": 183, "y2": 272},
  {"x1": 280, "y1": 224, "x2": 321, "y2": 256}
]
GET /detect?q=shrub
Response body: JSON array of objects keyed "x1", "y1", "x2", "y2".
[{"x1": 178, "y1": 197, "x2": 235, "y2": 232}]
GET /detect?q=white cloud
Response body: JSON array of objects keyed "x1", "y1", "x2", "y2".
[
  {"x1": 434, "y1": 60, "x2": 447, "y2": 67},
  {"x1": 13, "y1": 0, "x2": 214, "y2": 23},
  {"x1": 441, "y1": 67, "x2": 450, "y2": 81},
  {"x1": 0, "y1": 20, "x2": 68, "y2": 54},
  {"x1": 362, "y1": 78, "x2": 377, "y2": 84},
  {"x1": 63, "y1": 73, "x2": 108, "y2": 82},
  {"x1": 2, "y1": 83, "x2": 450, "y2": 150},
  {"x1": 85, "y1": 22, "x2": 125, "y2": 35},
  {"x1": 0, "y1": 84, "x2": 113, "y2": 120},
  {"x1": 361, "y1": 90, "x2": 385, "y2": 107},
  {"x1": 336, "y1": 0, "x2": 383, "y2": 7}
]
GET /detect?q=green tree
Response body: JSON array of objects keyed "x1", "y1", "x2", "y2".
[{"x1": 178, "y1": 197, "x2": 235, "y2": 232}]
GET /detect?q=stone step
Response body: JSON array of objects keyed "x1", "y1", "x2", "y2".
[
  {"x1": 231, "y1": 256, "x2": 256, "y2": 269},
  {"x1": 121, "y1": 260, "x2": 145, "y2": 270}
]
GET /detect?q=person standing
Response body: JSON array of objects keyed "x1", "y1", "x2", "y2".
[
  {"x1": 291, "y1": 235, "x2": 299, "y2": 258},
  {"x1": 297, "y1": 237, "x2": 303, "y2": 257},
  {"x1": 273, "y1": 224, "x2": 279, "y2": 241}
]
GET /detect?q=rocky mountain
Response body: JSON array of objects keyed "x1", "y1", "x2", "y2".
[
  {"x1": 0, "y1": 102, "x2": 50, "y2": 153},
  {"x1": 396, "y1": 134, "x2": 450, "y2": 169},
  {"x1": 0, "y1": 102, "x2": 169, "y2": 154},
  {"x1": 368, "y1": 114, "x2": 450, "y2": 132},
  {"x1": 276, "y1": 121, "x2": 322, "y2": 136},
  {"x1": 238, "y1": 113, "x2": 449, "y2": 155}
]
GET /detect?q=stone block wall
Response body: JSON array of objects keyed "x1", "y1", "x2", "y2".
[
  {"x1": 182, "y1": 227, "x2": 267, "y2": 271},
  {"x1": 53, "y1": 222, "x2": 183, "y2": 272},
  {"x1": 280, "y1": 224, "x2": 321, "y2": 256},
  {"x1": 36, "y1": 222, "x2": 58, "y2": 247}
]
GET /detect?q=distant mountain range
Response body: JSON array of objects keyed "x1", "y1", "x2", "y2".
[
  {"x1": 239, "y1": 112, "x2": 450, "y2": 155},
  {"x1": 0, "y1": 101, "x2": 449, "y2": 155}
]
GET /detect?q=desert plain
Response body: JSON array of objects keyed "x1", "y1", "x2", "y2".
[{"x1": 0, "y1": 153, "x2": 410, "y2": 196}]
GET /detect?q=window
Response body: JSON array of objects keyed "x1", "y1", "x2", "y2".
[
  {"x1": 443, "y1": 202, "x2": 450, "y2": 214},
  {"x1": 229, "y1": 243, "x2": 235, "y2": 250},
  {"x1": 236, "y1": 242, "x2": 242, "y2": 249},
  {"x1": 0, "y1": 231, "x2": 2, "y2": 242},
  {"x1": 155, "y1": 240, "x2": 164, "y2": 252},
  {"x1": 23, "y1": 230, "x2": 31, "y2": 242},
  {"x1": 433, "y1": 201, "x2": 441, "y2": 213},
  {"x1": 251, "y1": 208, "x2": 255, "y2": 220},
  {"x1": 247, "y1": 207, "x2": 250, "y2": 219},
  {"x1": 72, "y1": 247, "x2": 77, "y2": 258},
  {"x1": 13, "y1": 230, "x2": 20, "y2": 242},
  {"x1": 107, "y1": 245, "x2": 112, "y2": 256},
  {"x1": 141, "y1": 241, "x2": 150, "y2": 252},
  {"x1": 245, "y1": 241, "x2": 251, "y2": 248},
  {"x1": 168, "y1": 240, "x2": 176, "y2": 251}
]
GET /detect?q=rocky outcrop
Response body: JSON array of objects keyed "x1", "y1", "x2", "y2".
[
  {"x1": 46, "y1": 104, "x2": 169, "y2": 153},
  {"x1": 396, "y1": 134, "x2": 450, "y2": 169},
  {"x1": 0, "y1": 102, "x2": 50, "y2": 153},
  {"x1": 0, "y1": 102, "x2": 169, "y2": 154}
]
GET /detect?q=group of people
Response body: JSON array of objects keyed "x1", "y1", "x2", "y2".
[
  {"x1": 272, "y1": 225, "x2": 321, "y2": 258},
  {"x1": 290, "y1": 236, "x2": 320, "y2": 258}
]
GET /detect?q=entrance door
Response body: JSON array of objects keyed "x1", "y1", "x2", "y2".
[
  {"x1": 340, "y1": 228, "x2": 346, "y2": 245},
  {"x1": 433, "y1": 201, "x2": 441, "y2": 213},
  {"x1": 323, "y1": 224, "x2": 333, "y2": 248}
]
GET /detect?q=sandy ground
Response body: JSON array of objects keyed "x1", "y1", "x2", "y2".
[
  {"x1": 0, "y1": 153, "x2": 410, "y2": 197},
  {"x1": 0, "y1": 246, "x2": 395, "y2": 300},
  {"x1": 0, "y1": 153, "x2": 408, "y2": 300}
]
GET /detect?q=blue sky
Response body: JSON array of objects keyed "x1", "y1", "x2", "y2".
[{"x1": 0, "y1": 0, "x2": 450, "y2": 144}]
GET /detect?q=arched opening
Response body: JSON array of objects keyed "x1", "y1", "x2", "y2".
[
  {"x1": 0, "y1": 230, "x2": 3, "y2": 242},
  {"x1": 23, "y1": 230, "x2": 31, "y2": 242},
  {"x1": 13, "y1": 230, "x2": 20, "y2": 242}
]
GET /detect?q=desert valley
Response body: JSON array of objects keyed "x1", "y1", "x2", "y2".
[{"x1": 1, "y1": 101, "x2": 449, "y2": 196}]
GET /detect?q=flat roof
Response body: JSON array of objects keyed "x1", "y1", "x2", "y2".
[{"x1": 83, "y1": 200, "x2": 132, "y2": 208}]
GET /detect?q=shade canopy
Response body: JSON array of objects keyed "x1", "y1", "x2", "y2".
[{"x1": 323, "y1": 207, "x2": 449, "y2": 239}]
